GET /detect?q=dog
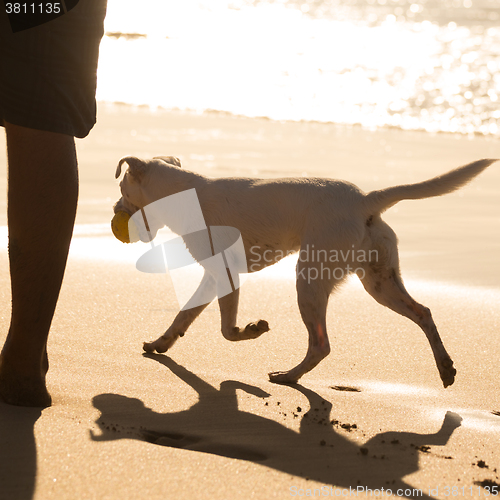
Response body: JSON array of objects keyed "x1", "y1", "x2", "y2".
[{"x1": 114, "y1": 156, "x2": 496, "y2": 388}]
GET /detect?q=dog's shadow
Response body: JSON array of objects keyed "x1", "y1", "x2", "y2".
[{"x1": 91, "y1": 354, "x2": 462, "y2": 498}]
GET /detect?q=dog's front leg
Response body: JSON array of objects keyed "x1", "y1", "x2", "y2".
[
  {"x1": 143, "y1": 271, "x2": 217, "y2": 354},
  {"x1": 218, "y1": 288, "x2": 270, "y2": 341},
  {"x1": 143, "y1": 304, "x2": 209, "y2": 353}
]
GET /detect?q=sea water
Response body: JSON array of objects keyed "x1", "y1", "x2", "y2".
[{"x1": 98, "y1": 0, "x2": 500, "y2": 136}]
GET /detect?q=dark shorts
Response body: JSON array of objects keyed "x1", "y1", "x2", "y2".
[{"x1": 0, "y1": 0, "x2": 107, "y2": 138}]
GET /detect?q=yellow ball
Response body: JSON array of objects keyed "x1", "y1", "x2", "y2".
[{"x1": 111, "y1": 211, "x2": 132, "y2": 243}]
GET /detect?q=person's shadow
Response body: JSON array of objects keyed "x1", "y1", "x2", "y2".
[
  {"x1": 92, "y1": 354, "x2": 462, "y2": 499},
  {"x1": 0, "y1": 403, "x2": 41, "y2": 500}
]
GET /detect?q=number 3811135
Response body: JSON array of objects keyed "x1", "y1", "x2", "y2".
[{"x1": 5, "y1": 3, "x2": 62, "y2": 14}]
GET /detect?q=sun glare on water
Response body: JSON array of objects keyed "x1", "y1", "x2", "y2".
[{"x1": 97, "y1": 0, "x2": 500, "y2": 136}]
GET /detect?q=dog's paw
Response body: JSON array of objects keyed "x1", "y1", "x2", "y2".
[
  {"x1": 143, "y1": 341, "x2": 157, "y2": 353},
  {"x1": 143, "y1": 333, "x2": 182, "y2": 354},
  {"x1": 440, "y1": 358, "x2": 456, "y2": 388},
  {"x1": 243, "y1": 320, "x2": 270, "y2": 339},
  {"x1": 443, "y1": 411, "x2": 462, "y2": 428},
  {"x1": 268, "y1": 371, "x2": 298, "y2": 385}
]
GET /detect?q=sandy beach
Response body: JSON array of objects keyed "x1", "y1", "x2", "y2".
[{"x1": 1, "y1": 105, "x2": 499, "y2": 499}]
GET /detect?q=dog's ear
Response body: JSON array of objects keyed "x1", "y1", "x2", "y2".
[
  {"x1": 115, "y1": 156, "x2": 147, "y2": 182},
  {"x1": 153, "y1": 156, "x2": 182, "y2": 168},
  {"x1": 115, "y1": 158, "x2": 127, "y2": 179}
]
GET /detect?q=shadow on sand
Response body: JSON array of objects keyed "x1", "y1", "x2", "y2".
[
  {"x1": 91, "y1": 354, "x2": 462, "y2": 499},
  {"x1": 0, "y1": 403, "x2": 41, "y2": 500}
]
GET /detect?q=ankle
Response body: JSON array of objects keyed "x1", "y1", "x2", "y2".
[{"x1": 0, "y1": 354, "x2": 52, "y2": 408}]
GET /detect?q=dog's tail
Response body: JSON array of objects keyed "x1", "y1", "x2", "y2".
[{"x1": 364, "y1": 158, "x2": 497, "y2": 214}]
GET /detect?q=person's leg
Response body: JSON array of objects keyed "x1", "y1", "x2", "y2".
[{"x1": 0, "y1": 122, "x2": 78, "y2": 407}]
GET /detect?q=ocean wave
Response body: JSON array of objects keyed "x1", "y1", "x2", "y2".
[{"x1": 97, "y1": 0, "x2": 500, "y2": 136}]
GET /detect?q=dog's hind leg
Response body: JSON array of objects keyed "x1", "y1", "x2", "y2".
[
  {"x1": 359, "y1": 264, "x2": 456, "y2": 388},
  {"x1": 218, "y1": 288, "x2": 270, "y2": 341},
  {"x1": 269, "y1": 263, "x2": 337, "y2": 384}
]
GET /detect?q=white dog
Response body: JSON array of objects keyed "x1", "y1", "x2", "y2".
[{"x1": 114, "y1": 156, "x2": 496, "y2": 388}]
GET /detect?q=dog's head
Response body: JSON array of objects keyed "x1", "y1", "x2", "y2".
[{"x1": 113, "y1": 155, "x2": 182, "y2": 242}]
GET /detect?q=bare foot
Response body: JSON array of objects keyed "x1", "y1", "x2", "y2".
[{"x1": 0, "y1": 354, "x2": 52, "y2": 408}]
